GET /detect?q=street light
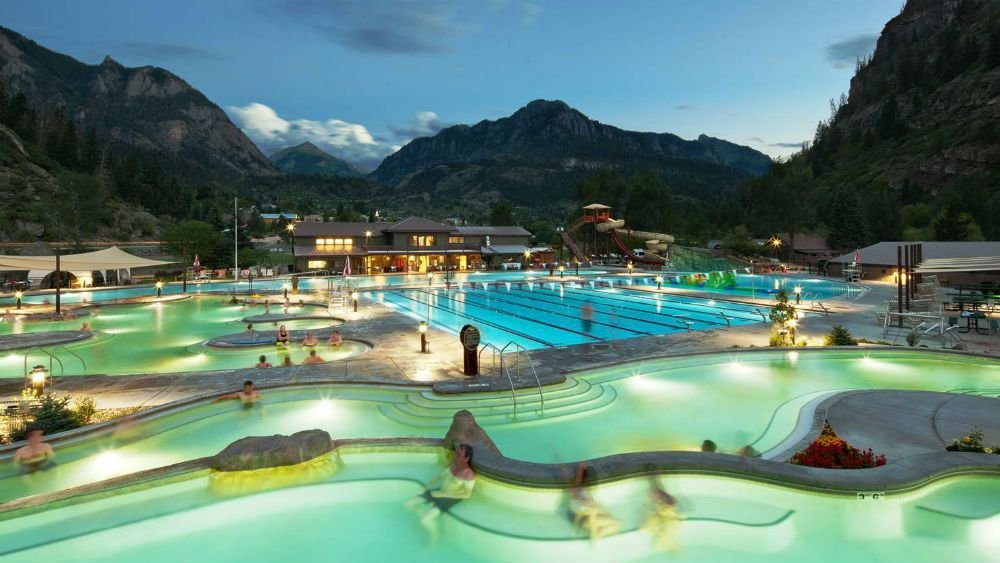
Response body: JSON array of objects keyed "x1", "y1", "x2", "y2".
[
  {"x1": 352, "y1": 291, "x2": 359, "y2": 312},
  {"x1": 793, "y1": 285, "x2": 802, "y2": 304},
  {"x1": 769, "y1": 236, "x2": 782, "y2": 259},
  {"x1": 626, "y1": 262, "x2": 634, "y2": 278},
  {"x1": 523, "y1": 249, "x2": 531, "y2": 269},
  {"x1": 29, "y1": 364, "x2": 47, "y2": 396},
  {"x1": 155, "y1": 280, "x2": 163, "y2": 298},
  {"x1": 14, "y1": 290, "x2": 22, "y2": 310},
  {"x1": 655, "y1": 275, "x2": 663, "y2": 290},
  {"x1": 558, "y1": 265, "x2": 565, "y2": 278},
  {"x1": 286, "y1": 222, "x2": 297, "y2": 273}
]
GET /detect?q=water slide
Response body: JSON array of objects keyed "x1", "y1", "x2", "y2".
[
  {"x1": 596, "y1": 218, "x2": 673, "y2": 264},
  {"x1": 560, "y1": 217, "x2": 587, "y2": 263}
]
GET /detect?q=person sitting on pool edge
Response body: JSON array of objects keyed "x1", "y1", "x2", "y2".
[
  {"x1": 568, "y1": 463, "x2": 621, "y2": 540},
  {"x1": 301, "y1": 349, "x2": 324, "y2": 365},
  {"x1": 255, "y1": 355, "x2": 272, "y2": 368},
  {"x1": 13, "y1": 428, "x2": 55, "y2": 473},
  {"x1": 326, "y1": 329, "x2": 343, "y2": 347},
  {"x1": 407, "y1": 444, "x2": 476, "y2": 543},
  {"x1": 301, "y1": 331, "x2": 319, "y2": 347},
  {"x1": 275, "y1": 324, "x2": 289, "y2": 346},
  {"x1": 214, "y1": 380, "x2": 261, "y2": 407}
]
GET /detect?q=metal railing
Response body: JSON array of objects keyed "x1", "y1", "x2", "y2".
[
  {"x1": 500, "y1": 341, "x2": 544, "y2": 415},
  {"x1": 478, "y1": 343, "x2": 502, "y2": 378}
]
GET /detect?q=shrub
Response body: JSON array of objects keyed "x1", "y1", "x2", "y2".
[
  {"x1": 946, "y1": 426, "x2": 999, "y2": 454},
  {"x1": 73, "y1": 395, "x2": 98, "y2": 425},
  {"x1": 824, "y1": 325, "x2": 858, "y2": 346},
  {"x1": 11, "y1": 394, "x2": 82, "y2": 442},
  {"x1": 788, "y1": 421, "x2": 887, "y2": 469}
]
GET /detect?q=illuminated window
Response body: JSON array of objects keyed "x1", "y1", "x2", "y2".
[
  {"x1": 307, "y1": 260, "x2": 327, "y2": 269},
  {"x1": 448, "y1": 236, "x2": 465, "y2": 244},
  {"x1": 410, "y1": 235, "x2": 436, "y2": 247},
  {"x1": 315, "y1": 238, "x2": 353, "y2": 247}
]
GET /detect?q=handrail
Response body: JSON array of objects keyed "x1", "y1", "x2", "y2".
[
  {"x1": 500, "y1": 341, "x2": 544, "y2": 415},
  {"x1": 46, "y1": 346, "x2": 87, "y2": 372},
  {"x1": 478, "y1": 343, "x2": 501, "y2": 377},
  {"x1": 499, "y1": 355, "x2": 517, "y2": 418}
]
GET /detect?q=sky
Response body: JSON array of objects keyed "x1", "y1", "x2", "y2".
[{"x1": 4, "y1": 0, "x2": 902, "y2": 169}]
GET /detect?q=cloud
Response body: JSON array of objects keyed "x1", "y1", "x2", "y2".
[
  {"x1": 747, "y1": 136, "x2": 765, "y2": 144},
  {"x1": 825, "y1": 33, "x2": 878, "y2": 68},
  {"x1": 113, "y1": 41, "x2": 224, "y2": 62},
  {"x1": 389, "y1": 111, "x2": 452, "y2": 139},
  {"x1": 230, "y1": 102, "x2": 449, "y2": 168},
  {"x1": 769, "y1": 142, "x2": 805, "y2": 148},
  {"x1": 675, "y1": 104, "x2": 698, "y2": 111},
  {"x1": 520, "y1": 1, "x2": 543, "y2": 25},
  {"x1": 259, "y1": 0, "x2": 466, "y2": 54}
]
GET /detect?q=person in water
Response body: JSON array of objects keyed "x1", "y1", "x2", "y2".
[
  {"x1": 246, "y1": 323, "x2": 254, "y2": 332},
  {"x1": 302, "y1": 349, "x2": 324, "y2": 365},
  {"x1": 275, "y1": 325, "x2": 289, "y2": 346},
  {"x1": 255, "y1": 355, "x2": 272, "y2": 368},
  {"x1": 80, "y1": 322, "x2": 92, "y2": 332},
  {"x1": 326, "y1": 330, "x2": 343, "y2": 347},
  {"x1": 214, "y1": 380, "x2": 261, "y2": 407},
  {"x1": 568, "y1": 463, "x2": 621, "y2": 540},
  {"x1": 408, "y1": 444, "x2": 476, "y2": 542},
  {"x1": 13, "y1": 428, "x2": 55, "y2": 473},
  {"x1": 580, "y1": 302, "x2": 595, "y2": 333},
  {"x1": 301, "y1": 331, "x2": 319, "y2": 347},
  {"x1": 700, "y1": 440, "x2": 718, "y2": 453},
  {"x1": 641, "y1": 478, "x2": 683, "y2": 552},
  {"x1": 280, "y1": 355, "x2": 294, "y2": 368}
]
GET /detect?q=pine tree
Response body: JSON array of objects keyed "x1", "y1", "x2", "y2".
[
  {"x1": 825, "y1": 188, "x2": 868, "y2": 249},
  {"x1": 56, "y1": 119, "x2": 80, "y2": 169}
]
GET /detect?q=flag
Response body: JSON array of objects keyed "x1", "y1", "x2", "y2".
[
  {"x1": 193, "y1": 255, "x2": 201, "y2": 274},
  {"x1": 343, "y1": 256, "x2": 351, "y2": 277},
  {"x1": 854, "y1": 248, "x2": 861, "y2": 264}
]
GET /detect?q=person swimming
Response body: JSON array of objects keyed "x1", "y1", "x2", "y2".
[
  {"x1": 13, "y1": 428, "x2": 55, "y2": 473},
  {"x1": 214, "y1": 380, "x2": 261, "y2": 407},
  {"x1": 280, "y1": 355, "x2": 293, "y2": 368},
  {"x1": 301, "y1": 331, "x2": 319, "y2": 347},
  {"x1": 407, "y1": 444, "x2": 476, "y2": 542},
  {"x1": 255, "y1": 355, "x2": 272, "y2": 368},
  {"x1": 568, "y1": 463, "x2": 621, "y2": 540},
  {"x1": 642, "y1": 478, "x2": 683, "y2": 552},
  {"x1": 80, "y1": 322, "x2": 92, "y2": 332},
  {"x1": 326, "y1": 330, "x2": 343, "y2": 347},
  {"x1": 700, "y1": 440, "x2": 718, "y2": 453},
  {"x1": 276, "y1": 325, "x2": 289, "y2": 346},
  {"x1": 301, "y1": 349, "x2": 324, "y2": 365}
]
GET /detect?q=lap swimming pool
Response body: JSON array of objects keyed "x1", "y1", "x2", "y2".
[{"x1": 376, "y1": 283, "x2": 771, "y2": 349}]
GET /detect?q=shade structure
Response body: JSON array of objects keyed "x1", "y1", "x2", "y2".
[
  {"x1": 913, "y1": 256, "x2": 1000, "y2": 273},
  {"x1": 0, "y1": 246, "x2": 175, "y2": 272}
]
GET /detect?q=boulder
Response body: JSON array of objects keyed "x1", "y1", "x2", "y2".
[
  {"x1": 443, "y1": 410, "x2": 501, "y2": 455},
  {"x1": 212, "y1": 429, "x2": 333, "y2": 472}
]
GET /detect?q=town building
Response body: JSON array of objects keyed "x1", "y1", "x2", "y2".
[
  {"x1": 290, "y1": 217, "x2": 534, "y2": 273},
  {"x1": 827, "y1": 241, "x2": 1000, "y2": 285}
]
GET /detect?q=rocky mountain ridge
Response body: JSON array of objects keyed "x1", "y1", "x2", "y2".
[{"x1": 269, "y1": 142, "x2": 366, "y2": 177}]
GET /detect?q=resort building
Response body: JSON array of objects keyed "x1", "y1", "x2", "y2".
[
  {"x1": 260, "y1": 212, "x2": 299, "y2": 225},
  {"x1": 291, "y1": 217, "x2": 533, "y2": 273}
]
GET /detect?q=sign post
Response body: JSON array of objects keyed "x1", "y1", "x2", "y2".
[{"x1": 460, "y1": 324, "x2": 481, "y2": 376}]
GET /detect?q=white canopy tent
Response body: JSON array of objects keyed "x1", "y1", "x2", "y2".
[{"x1": 0, "y1": 246, "x2": 175, "y2": 287}]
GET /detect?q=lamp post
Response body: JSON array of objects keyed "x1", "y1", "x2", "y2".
[
  {"x1": 419, "y1": 321, "x2": 428, "y2": 353},
  {"x1": 283, "y1": 282, "x2": 289, "y2": 300},
  {"x1": 793, "y1": 285, "x2": 802, "y2": 304},
  {"x1": 286, "y1": 223, "x2": 296, "y2": 273},
  {"x1": 364, "y1": 230, "x2": 372, "y2": 276},
  {"x1": 556, "y1": 226, "x2": 564, "y2": 264},
  {"x1": 155, "y1": 280, "x2": 163, "y2": 298},
  {"x1": 29, "y1": 364, "x2": 48, "y2": 396},
  {"x1": 558, "y1": 265, "x2": 565, "y2": 279},
  {"x1": 655, "y1": 275, "x2": 663, "y2": 290},
  {"x1": 14, "y1": 290, "x2": 22, "y2": 310},
  {"x1": 626, "y1": 262, "x2": 634, "y2": 279},
  {"x1": 352, "y1": 291, "x2": 359, "y2": 313},
  {"x1": 769, "y1": 236, "x2": 782, "y2": 260},
  {"x1": 523, "y1": 249, "x2": 531, "y2": 270},
  {"x1": 749, "y1": 260, "x2": 756, "y2": 304}
]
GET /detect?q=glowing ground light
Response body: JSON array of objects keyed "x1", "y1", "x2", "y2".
[{"x1": 787, "y1": 351, "x2": 799, "y2": 365}]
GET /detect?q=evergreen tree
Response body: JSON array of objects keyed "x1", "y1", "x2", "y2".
[
  {"x1": 79, "y1": 128, "x2": 100, "y2": 172},
  {"x1": 489, "y1": 200, "x2": 515, "y2": 226},
  {"x1": 933, "y1": 204, "x2": 971, "y2": 240},
  {"x1": 56, "y1": 119, "x2": 79, "y2": 169},
  {"x1": 825, "y1": 188, "x2": 868, "y2": 249}
]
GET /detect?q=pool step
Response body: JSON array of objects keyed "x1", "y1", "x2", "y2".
[
  {"x1": 379, "y1": 383, "x2": 617, "y2": 427},
  {"x1": 408, "y1": 379, "x2": 591, "y2": 410},
  {"x1": 402, "y1": 380, "x2": 599, "y2": 415}
]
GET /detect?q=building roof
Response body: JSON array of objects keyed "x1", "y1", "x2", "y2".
[
  {"x1": 778, "y1": 233, "x2": 830, "y2": 251},
  {"x1": 829, "y1": 241, "x2": 1000, "y2": 264},
  {"x1": 292, "y1": 222, "x2": 392, "y2": 237},
  {"x1": 481, "y1": 244, "x2": 529, "y2": 255},
  {"x1": 582, "y1": 203, "x2": 611, "y2": 210},
  {"x1": 383, "y1": 217, "x2": 456, "y2": 233},
  {"x1": 453, "y1": 225, "x2": 532, "y2": 236}
]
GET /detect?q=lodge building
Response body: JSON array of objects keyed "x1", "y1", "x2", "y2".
[{"x1": 291, "y1": 217, "x2": 534, "y2": 274}]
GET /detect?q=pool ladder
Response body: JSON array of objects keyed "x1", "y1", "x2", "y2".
[
  {"x1": 499, "y1": 342, "x2": 544, "y2": 418},
  {"x1": 19, "y1": 345, "x2": 88, "y2": 392}
]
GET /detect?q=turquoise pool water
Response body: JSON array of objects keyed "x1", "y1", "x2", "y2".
[
  {"x1": 0, "y1": 298, "x2": 367, "y2": 377},
  {"x1": 2, "y1": 453, "x2": 998, "y2": 562},
  {"x1": 376, "y1": 284, "x2": 770, "y2": 349},
  {"x1": 2, "y1": 350, "x2": 997, "y2": 505}
]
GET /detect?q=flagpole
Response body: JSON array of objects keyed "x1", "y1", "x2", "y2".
[{"x1": 234, "y1": 197, "x2": 239, "y2": 283}]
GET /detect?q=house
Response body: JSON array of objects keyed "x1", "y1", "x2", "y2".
[
  {"x1": 290, "y1": 217, "x2": 533, "y2": 273},
  {"x1": 260, "y1": 212, "x2": 299, "y2": 225}
]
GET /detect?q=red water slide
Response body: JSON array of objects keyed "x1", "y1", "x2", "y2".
[{"x1": 607, "y1": 228, "x2": 667, "y2": 265}]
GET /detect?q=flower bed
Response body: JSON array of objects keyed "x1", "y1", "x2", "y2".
[
  {"x1": 788, "y1": 421, "x2": 887, "y2": 469},
  {"x1": 945, "y1": 427, "x2": 998, "y2": 454}
]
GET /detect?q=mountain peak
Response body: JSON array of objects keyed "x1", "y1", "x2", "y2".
[
  {"x1": 100, "y1": 55, "x2": 123, "y2": 69},
  {"x1": 269, "y1": 142, "x2": 366, "y2": 177}
]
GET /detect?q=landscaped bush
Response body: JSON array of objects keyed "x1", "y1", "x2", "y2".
[
  {"x1": 788, "y1": 421, "x2": 887, "y2": 469},
  {"x1": 10, "y1": 394, "x2": 83, "y2": 442},
  {"x1": 946, "y1": 427, "x2": 998, "y2": 454},
  {"x1": 73, "y1": 395, "x2": 98, "y2": 425},
  {"x1": 824, "y1": 325, "x2": 858, "y2": 346}
]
